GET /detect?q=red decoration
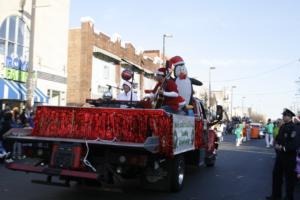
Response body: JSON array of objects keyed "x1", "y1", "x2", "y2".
[
  {"x1": 32, "y1": 106, "x2": 174, "y2": 157},
  {"x1": 194, "y1": 120, "x2": 204, "y2": 149},
  {"x1": 121, "y1": 69, "x2": 133, "y2": 81}
]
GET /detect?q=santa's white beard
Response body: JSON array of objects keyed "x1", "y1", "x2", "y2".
[{"x1": 176, "y1": 78, "x2": 192, "y2": 104}]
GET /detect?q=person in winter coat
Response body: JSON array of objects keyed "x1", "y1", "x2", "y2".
[
  {"x1": 294, "y1": 115, "x2": 300, "y2": 179},
  {"x1": 296, "y1": 150, "x2": 300, "y2": 179},
  {"x1": 0, "y1": 112, "x2": 12, "y2": 159},
  {"x1": 266, "y1": 109, "x2": 300, "y2": 200}
]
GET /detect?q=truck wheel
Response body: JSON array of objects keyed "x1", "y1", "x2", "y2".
[
  {"x1": 205, "y1": 153, "x2": 216, "y2": 167},
  {"x1": 185, "y1": 149, "x2": 205, "y2": 168},
  {"x1": 169, "y1": 155, "x2": 185, "y2": 192},
  {"x1": 141, "y1": 155, "x2": 185, "y2": 192}
]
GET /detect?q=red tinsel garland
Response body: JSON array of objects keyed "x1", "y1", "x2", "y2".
[
  {"x1": 32, "y1": 106, "x2": 174, "y2": 157},
  {"x1": 194, "y1": 120, "x2": 204, "y2": 149}
]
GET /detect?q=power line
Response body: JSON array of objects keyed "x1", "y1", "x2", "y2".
[
  {"x1": 200, "y1": 59, "x2": 299, "y2": 83},
  {"x1": 235, "y1": 89, "x2": 296, "y2": 96}
]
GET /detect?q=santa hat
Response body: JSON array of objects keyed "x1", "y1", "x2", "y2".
[
  {"x1": 155, "y1": 67, "x2": 166, "y2": 76},
  {"x1": 122, "y1": 80, "x2": 132, "y2": 88},
  {"x1": 169, "y1": 56, "x2": 185, "y2": 68}
]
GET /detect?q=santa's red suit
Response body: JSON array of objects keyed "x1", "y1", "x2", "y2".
[{"x1": 150, "y1": 68, "x2": 185, "y2": 111}]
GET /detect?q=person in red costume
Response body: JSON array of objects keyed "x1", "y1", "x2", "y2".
[{"x1": 147, "y1": 67, "x2": 185, "y2": 114}]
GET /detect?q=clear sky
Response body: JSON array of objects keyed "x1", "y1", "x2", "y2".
[{"x1": 69, "y1": 0, "x2": 300, "y2": 119}]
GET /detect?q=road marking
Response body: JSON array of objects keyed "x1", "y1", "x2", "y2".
[{"x1": 221, "y1": 148, "x2": 275, "y2": 156}]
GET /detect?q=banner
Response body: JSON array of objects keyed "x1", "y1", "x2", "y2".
[{"x1": 173, "y1": 114, "x2": 195, "y2": 154}]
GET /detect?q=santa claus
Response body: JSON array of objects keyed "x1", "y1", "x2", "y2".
[{"x1": 168, "y1": 56, "x2": 202, "y2": 105}]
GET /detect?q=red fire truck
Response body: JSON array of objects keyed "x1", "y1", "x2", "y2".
[{"x1": 4, "y1": 98, "x2": 222, "y2": 192}]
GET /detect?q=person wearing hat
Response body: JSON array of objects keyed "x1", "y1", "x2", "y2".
[
  {"x1": 146, "y1": 67, "x2": 184, "y2": 114},
  {"x1": 168, "y1": 56, "x2": 202, "y2": 106},
  {"x1": 266, "y1": 108, "x2": 300, "y2": 200},
  {"x1": 117, "y1": 81, "x2": 138, "y2": 101}
]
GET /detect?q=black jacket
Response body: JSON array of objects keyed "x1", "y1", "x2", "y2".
[{"x1": 276, "y1": 121, "x2": 300, "y2": 153}]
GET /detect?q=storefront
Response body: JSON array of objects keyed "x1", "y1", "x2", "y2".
[
  {"x1": 0, "y1": 15, "x2": 48, "y2": 109},
  {"x1": 0, "y1": 0, "x2": 70, "y2": 108}
]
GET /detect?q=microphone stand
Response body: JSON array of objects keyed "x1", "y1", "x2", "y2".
[{"x1": 130, "y1": 72, "x2": 134, "y2": 107}]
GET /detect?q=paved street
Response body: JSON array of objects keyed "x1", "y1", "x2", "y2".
[{"x1": 0, "y1": 135, "x2": 299, "y2": 200}]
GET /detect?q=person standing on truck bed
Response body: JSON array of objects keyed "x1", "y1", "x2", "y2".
[{"x1": 147, "y1": 67, "x2": 185, "y2": 114}]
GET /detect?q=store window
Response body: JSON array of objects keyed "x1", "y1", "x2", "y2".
[
  {"x1": 47, "y1": 89, "x2": 62, "y2": 106},
  {"x1": 0, "y1": 15, "x2": 29, "y2": 60},
  {"x1": 103, "y1": 65, "x2": 109, "y2": 80}
]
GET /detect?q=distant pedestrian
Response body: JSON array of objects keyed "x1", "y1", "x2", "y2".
[
  {"x1": 265, "y1": 119, "x2": 274, "y2": 148},
  {"x1": 28, "y1": 112, "x2": 35, "y2": 128},
  {"x1": 273, "y1": 119, "x2": 283, "y2": 141},
  {"x1": 234, "y1": 122, "x2": 244, "y2": 146},
  {"x1": 266, "y1": 109, "x2": 300, "y2": 200},
  {"x1": 246, "y1": 122, "x2": 251, "y2": 141},
  {"x1": 0, "y1": 112, "x2": 12, "y2": 159}
]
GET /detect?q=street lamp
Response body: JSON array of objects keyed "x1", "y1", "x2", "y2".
[
  {"x1": 162, "y1": 34, "x2": 173, "y2": 65},
  {"x1": 242, "y1": 96, "x2": 246, "y2": 116},
  {"x1": 208, "y1": 66, "x2": 216, "y2": 110},
  {"x1": 231, "y1": 85, "x2": 237, "y2": 119}
]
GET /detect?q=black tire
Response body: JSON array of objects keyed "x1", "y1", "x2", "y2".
[
  {"x1": 169, "y1": 155, "x2": 185, "y2": 192},
  {"x1": 205, "y1": 153, "x2": 216, "y2": 167},
  {"x1": 185, "y1": 149, "x2": 205, "y2": 168},
  {"x1": 141, "y1": 155, "x2": 185, "y2": 192}
]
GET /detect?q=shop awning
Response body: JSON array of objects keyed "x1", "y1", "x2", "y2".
[{"x1": 0, "y1": 78, "x2": 48, "y2": 103}]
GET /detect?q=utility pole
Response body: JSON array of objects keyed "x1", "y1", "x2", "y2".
[
  {"x1": 25, "y1": 0, "x2": 36, "y2": 112},
  {"x1": 242, "y1": 96, "x2": 246, "y2": 117},
  {"x1": 162, "y1": 34, "x2": 172, "y2": 65},
  {"x1": 208, "y1": 66, "x2": 216, "y2": 111},
  {"x1": 231, "y1": 86, "x2": 236, "y2": 119}
]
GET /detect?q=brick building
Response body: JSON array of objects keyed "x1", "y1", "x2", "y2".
[{"x1": 67, "y1": 18, "x2": 161, "y2": 105}]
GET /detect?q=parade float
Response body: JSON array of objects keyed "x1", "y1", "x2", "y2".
[{"x1": 3, "y1": 61, "x2": 223, "y2": 192}]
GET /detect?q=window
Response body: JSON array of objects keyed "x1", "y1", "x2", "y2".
[
  {"x1": 0, "y1": 15, "x2": 29, "y2": 61},
  {"x1": 104, "y1": 65, "x2": 109, "y2": 80},
  {"x1": 17, "y1": 45, "x2": 23, "y2": 57},
  {"x1": 8, "y1": 16, "x2": 16, "y2": 42},
  {"x1": 0, "y1": 39, "x2": 4, "y2": 55},
  {"x1": 0, "y1": 19, "x2": 7, "y2": 39},
  {"x1": 47, "y1": 89, "x2": 62, "y2": 106},
  {"x1": 17, "y1": 19, "x2": 24, "y2": 45},
  {"x1": 8, "y1": 42, "x2": 14, "y2": 56}
]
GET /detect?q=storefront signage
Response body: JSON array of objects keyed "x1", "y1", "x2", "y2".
[
  {"x1": 4, "y1": 56, "x2": 29, "y2": 82},
  {"x1": 4, "y1": 68, "x2": 28, "y2": 82},
  {"x1": 5, "y1": 56, "x2": 28, "y2": 71}
]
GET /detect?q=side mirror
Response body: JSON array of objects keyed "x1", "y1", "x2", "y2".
[{"x1": 216, "y1": 105, "x2": 223, "y2": 121}]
